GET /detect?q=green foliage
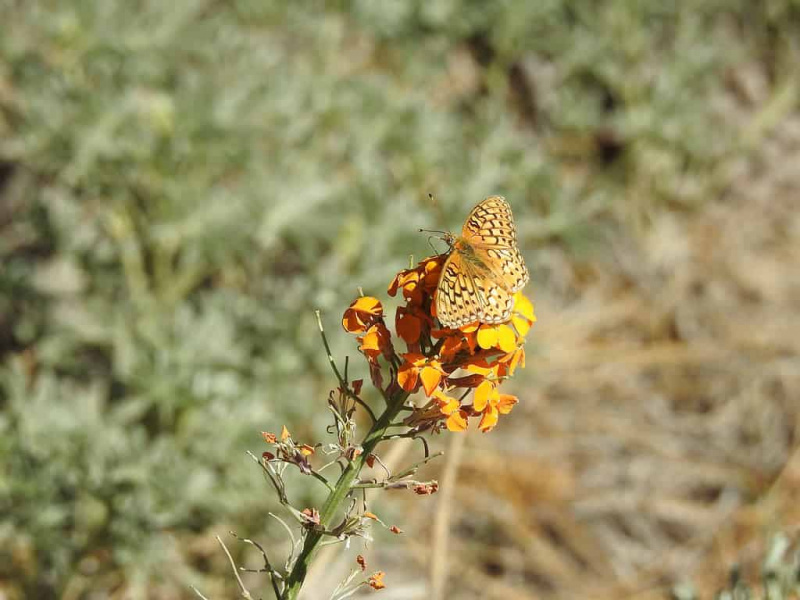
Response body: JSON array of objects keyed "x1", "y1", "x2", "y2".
[{"x1": 1, "y1": 0, "x2": 798, "y2": 596}]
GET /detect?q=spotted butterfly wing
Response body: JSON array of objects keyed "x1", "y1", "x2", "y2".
[{"x1": 435, "y1": 196, "x2": 529, "y2": 328}]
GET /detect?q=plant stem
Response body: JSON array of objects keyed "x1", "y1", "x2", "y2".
[{"x1": 281, "y1": 390, "x2": 409, "y2": 599}]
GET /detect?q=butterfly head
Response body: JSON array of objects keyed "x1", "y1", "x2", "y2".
[{"x1": 419, "y1": 228, "x2": 458, "y2": 252}]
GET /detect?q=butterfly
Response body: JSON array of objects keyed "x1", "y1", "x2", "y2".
[{"x1": 434, "y1": 196, "x2": 529, "y2": 329}]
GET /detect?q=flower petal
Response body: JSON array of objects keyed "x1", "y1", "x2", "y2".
[
  {"x1": 473, "y1": 380, "x2": 495, "y2": 412},
  {"x1": 497, "y1": 394, "x2": 518, "y2": 414},
  {"x1": 514, "y1": 292, "x2": 536, "y2": 322},
  {"x1": 420, "y1": 365, "x2": 443, "y2": 397},
  {"x1": 460, "y1": 321, "x2": 480, "y2": 334},
  {"x1": 342, "y1": 310, "x2": 368, "y2": 333},
  {"x1": 446, "y1": 410, "x2": 469, "y2": 432},
  {"x1": 512, "y1": 314, "x2": 531, "y2": 337},
  {"x1": 478, "y1": 406, "x2": 499, "y2": 432},
  {"x1": 397, "y1": 361, "x2": 419, "y2": 392},
  {"x1": 396, "y1": 310, "x2": 422, "y2": 344},
  {"x1": 352, "y1": 296, "x2": 383, "y2": 315},
  {"x1": 496, "y1": 324, "x2": 517, "y2": 353},
  {"x1": 476, "y1": 325, "x2": 499, "y2": 349}
]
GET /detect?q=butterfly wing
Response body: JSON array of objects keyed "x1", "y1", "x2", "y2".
[
  {"x1": 435, "y1": 251, "x2": 484, "y2": 328},
  {"x1": 463, "y1": 196, "x2": 529, "y2": 293},
  {"x1": 462, "y1": 195, "x2": 518, "y2": 248},
  {"x1": 475, "y1": 277, "x2": 516, "y2": 324}
]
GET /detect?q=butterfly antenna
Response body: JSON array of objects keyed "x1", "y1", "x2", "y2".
[{"x1": 427, "y1": 235, "x2": 440, "y2": 255}]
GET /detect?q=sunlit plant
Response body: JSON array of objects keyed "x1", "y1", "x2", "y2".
[{"x1": 198, "y1": 197, "x2": 536, "y2": 599}]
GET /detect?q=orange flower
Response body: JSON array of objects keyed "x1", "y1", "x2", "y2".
[
  {"x1": 476, "y1": 323, "x2": 517, "y2": 353},
  {"x1": 431, "y1": 389, "x2": 460, "y2": 415},
  {"x1": 359, "y1": 323, "x2": 392, "y2": 361},
  {"x1": 344, "y1": 251, "x2": 533, "y2": 433},
  {"x1": 388, "y1": 269, "x2": 423, "y2": 304},
  {"x1": 473, "y1": 380, "x2": 519, "y2": 432},
  {"x1": 397, "y1": 354, "x2": 445, "y2": 395},
  {"x1": 446, "y1": 410, "x2": 469, "y2": 432},
  {"x1": 511, "y1": 291, "x2": 536, "y2": 336},
  {"x1": 342, "y1": 297, "x2": 384, "y2": 333},
  {"x1": 395, "y1": 305, "x2": 425, "y2": 345}
]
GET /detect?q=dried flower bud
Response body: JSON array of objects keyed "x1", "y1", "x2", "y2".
[
  {"x1": 413, "y1": 481, "x2": 439, "y2": 495},
  {"x1": 368, "y1": 571, "x2": 386, "y2": 590},
  {"x1": 301, "y1": 508, "x2": 320, "y2": 525}
]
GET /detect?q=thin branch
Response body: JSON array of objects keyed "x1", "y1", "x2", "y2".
[
  {"x1": 316, "y1": 310, "x2": 378, "y2": 424},
  {"x1": 269, "y1": 511, "x2": 299, "y2": 568},
  {"x1": 309, "y1": 468, "x2": 336, "y2": 492},
  {"x1": 216, "y1": 535, "x2": 254, "y2": 600},
  {"x1": 392, "y1": 450, "x2": 444, "y2": 480},
  {"x1": 230, "y1": 532, "x2": 283, "y2": 600},
  {"x1": 351, "y1": 478, "x2": 438, "y2": 490},
  {"x1": 351, "y1": 395, "x2": 377, "y2": 424},
  {"x1": 190, "y1": 586, "x2": 211, "y2": 600},
  {"x1": 370, "y1": 452, "x2": 392, "y2": 478}
]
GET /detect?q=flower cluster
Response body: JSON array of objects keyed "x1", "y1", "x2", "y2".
[{"x1": 342, "y1": 254, "x2": 536, "y2": 433}]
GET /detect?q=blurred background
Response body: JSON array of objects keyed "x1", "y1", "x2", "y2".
[{"x1": 2, "y1": 1, "x2": 799, "y2": 598}]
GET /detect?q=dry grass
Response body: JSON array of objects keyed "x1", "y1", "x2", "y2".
[{"x1": 303, "y1": 68, "x2": 800, "y2": 600}]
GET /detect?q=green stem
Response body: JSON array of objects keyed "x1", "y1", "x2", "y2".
[{"x1": 281, "y1": 390, "x2": 409, "y2": 600}]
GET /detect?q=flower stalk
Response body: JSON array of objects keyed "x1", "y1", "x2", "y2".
[
  {"x1": 208, "y1": 250, "x2": 536, "y2": 600},
  {"x1": 281, "y1": 388, "x2": 409, "y2": 599}
]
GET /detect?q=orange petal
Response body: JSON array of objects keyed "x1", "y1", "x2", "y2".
[
  {"x1": 460, "y1": 321, "x2": 480, "y2": 334},
  {"x1": 508, "y1": 347, "x2": 524, "y2": 375},
  {"x1": 420, "y1": 366, "x2": 443, "y2": 397},
  {"x1": 496, "y1": 324, "x2": 517, "y2": 353},
  {"x1": 465, "y1": 361, "x2": 493, "y2": 377},
  {"x1": 299, "y1": 444, "x2": 315, "y2": 456},
  {"x1": 512, "y1": 314, "x2": 531, "y2": 337},
  {"x1": 433, "y1": 390, "x2": 460, "y2": 415},
  {"x1": 440, "y1": 396, "x2": 460, "y2": 415},
  {"x1": 445, "y1": 373, "x2": 485, "y2": 388},
  {"x1": 473, "y1": 380, "x2": 496, "y2": 412},
  {"x1": 396, "y1": 310, "x2": 422, "y2": 345},
  {"x1": 439, "y1": 335, "x2": 463, "y2": 360},
  {"x1": 476, "y1": 325, "x2": 499, "y2": 350},
  {"x1": 360, "y1": 329, "x2": 381, "y2": 353},
  {"x1": 397, "y1": 362, "x2": 419, "y2": 392},
  {"x1": 280, "y1": 425, "x2": 290, "y2": 441},
  {"x1": 514, "y1": 292, "x2": 535, "y2": 322},
  {"x1": 446, "y1": 410, "x2": 469, "y2": 432},
  {"x1": 342, "y1": 310, "x2": 367, "y2": 333},
  {"x1": 401, "y1": 352, "x2": 427, "y2": 366},
  {"x1": 478, "y1": 406, "x2": 499, "y2": 432},
  {"x1": 498, "y1": 394, "x2": 518, "y2": 415},
  {"x1": 464, "y1": 331, "x2": 478, "y2": 353},
  {"x1": 402, "y1": 281, "x2": 423, "y2": 305},
  {"x1": 352, "y1": 296, "x2": 383, "y2": 315}
]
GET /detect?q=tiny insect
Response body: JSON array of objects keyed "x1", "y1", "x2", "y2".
[{"x1": 427, "y1": 196, "x2": 529, "y2": 329}]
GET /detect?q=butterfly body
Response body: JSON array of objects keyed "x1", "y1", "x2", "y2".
[{"x1": 435, "y1": 196, "x2": 529, "y2": 329}]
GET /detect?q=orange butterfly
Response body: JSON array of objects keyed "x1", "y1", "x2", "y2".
[{"x1": 434, "y1": 196, "x2": 529, "y2": 328}]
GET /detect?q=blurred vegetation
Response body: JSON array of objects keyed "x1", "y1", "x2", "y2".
[{"x1": 1, "y1": 0, "x2": 799, "y2": 598}]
